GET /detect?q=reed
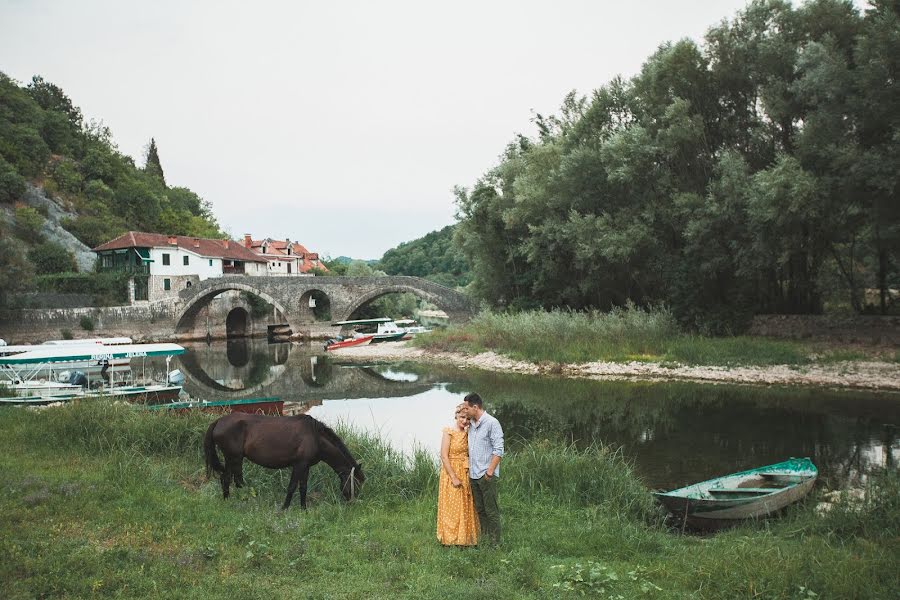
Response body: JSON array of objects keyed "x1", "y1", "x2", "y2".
[{"x1": 415, "y1": 308, "x2": 836, "y2": 367}]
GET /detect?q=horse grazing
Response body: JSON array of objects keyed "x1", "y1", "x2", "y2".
[{"x1": 204, "y1": 413, "x2": 365, "y2": 509}]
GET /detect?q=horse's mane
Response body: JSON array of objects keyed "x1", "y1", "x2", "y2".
[{"x1": 306, "y1": 416, "x2": 357, "y2": 466}]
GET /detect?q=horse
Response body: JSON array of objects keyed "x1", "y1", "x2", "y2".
[{"x1": 203, "y1": 412, "x2": 365, "y2": 509}]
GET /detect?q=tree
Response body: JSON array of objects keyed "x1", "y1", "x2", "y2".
[
  {"x1": 0, "y1": 155, "x2": 25, "y2": 203},
  {"x1": 144, "y1": 138, "x2": 166, "y2": 186},
  {"x1": 29, "y1": 241, "x2": 77, "y2": 274},
  {"x1": 0, "y1": 223, "x2": 33, "y2": 307}
]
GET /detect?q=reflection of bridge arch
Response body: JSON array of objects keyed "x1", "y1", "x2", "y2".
[
  {"x1": 177, "y1": 344, "x2": 442, "y2": 401},
  {"x1": 174, "y1": 281, "x2": 290, "y2": 335}
]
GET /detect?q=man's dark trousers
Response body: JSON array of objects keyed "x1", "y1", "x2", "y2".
[{"x1": 471, "y1": 475, "x2": 500, "y2": 544}]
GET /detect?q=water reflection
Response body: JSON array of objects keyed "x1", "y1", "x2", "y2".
[{"x1": 160, "y1": 340, "x2": 900, "y2": 489}]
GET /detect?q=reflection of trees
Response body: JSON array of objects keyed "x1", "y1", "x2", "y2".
[
  {"x1": 454, "y1": 370, "x2": 900, "y2": 488},
  {"x1": 300, "y1": 355, "x2": 332, "y2": 387}
]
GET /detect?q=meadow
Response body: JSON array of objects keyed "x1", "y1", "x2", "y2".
[{"x1": 1, "y1": 401, "x2": 897, "y2": 599}]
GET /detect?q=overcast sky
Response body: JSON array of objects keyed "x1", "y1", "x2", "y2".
[{"x1": 3, "y1": 0, "x2": 772, "y2": 259}]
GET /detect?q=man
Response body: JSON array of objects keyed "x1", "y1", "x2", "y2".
[{"x1": 464, "y1": 392, "x2": 504, "y2": 545}]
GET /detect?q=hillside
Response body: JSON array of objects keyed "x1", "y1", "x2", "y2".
[
  {"x1": 0, "y1": 73, "x2": 224, "y2": 306},
  {"x1": 377, "y1": 225, "x2": 471, "y2": 288}
]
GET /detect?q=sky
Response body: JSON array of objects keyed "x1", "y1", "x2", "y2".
[{"x1": 2, "y1": 0, "x2": 767, "y2": 259}]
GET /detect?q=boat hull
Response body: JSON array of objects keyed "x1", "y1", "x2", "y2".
[
  {"x1": 148, "y1": 397, "x2": 284, "y2": 416},
  {"x1": 0, "y1": 385, "x2": 183, "y2": 407},
  {"x1": 324, "y1": 335, "x2": 374, "y2": 351},
  {"x1": 654, "y1": 458, "x2": 818, "y2": 529}
]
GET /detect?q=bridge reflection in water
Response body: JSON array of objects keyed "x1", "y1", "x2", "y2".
[{"x1": 147, "y1": 339, "x2": 899, "y2": 488}]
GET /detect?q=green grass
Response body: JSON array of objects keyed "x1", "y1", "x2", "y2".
[
  {"x1": 1, "y1": 401, "x2": 897, "y2": 599},
  {"x1": 414, "y1": 309, "x2": 888, "y2": 368}
]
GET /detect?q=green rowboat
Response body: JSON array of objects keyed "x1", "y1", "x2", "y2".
[{"x1": 654, "y1": 458, "x2": 817, "y2": 529}]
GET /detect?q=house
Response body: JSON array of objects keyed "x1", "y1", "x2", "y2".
[
  {"x1": 94, "y1": 231, "x2": 267, "y2": 302},
  {"x1": 241, "y1": 234, "x2": 327, "y2": 275}
]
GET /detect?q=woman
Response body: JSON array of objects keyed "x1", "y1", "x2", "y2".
[{"x1": 436, "y1": 403, "x2": 479, "y2": 546}]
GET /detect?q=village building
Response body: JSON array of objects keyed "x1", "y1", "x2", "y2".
[
  {"x1": 241, "y1": 234, "x2": 327, "y2": 275},
  {"x1": 94, "y1": 231, "x2": 267, "y2": 302}
]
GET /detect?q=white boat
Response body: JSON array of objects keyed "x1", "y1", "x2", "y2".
[
  {"x1": 0, "y1": 337, "x2": 133, "y2": 373},
  {"x1": 330, "y1": 318, "x2": 407, "y2": 343},
  {"x1": 0, "y1": 343, "x2": 185, "y2": 406},
  {"x1": 393, "y1": 319, "x2": 432, "y2": 335}
]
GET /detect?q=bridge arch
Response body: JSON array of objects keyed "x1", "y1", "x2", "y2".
[
  {"x1": 342, "y1": 284, "x2": 456, "y2": 322},
  {"x1": 174, "y1": 281, "x2": 292, "y2": 335}
]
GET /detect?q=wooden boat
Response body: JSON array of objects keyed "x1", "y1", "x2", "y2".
[
  {"x1": 0, "y1": 343, "x2": 185, "y2": 405},
  {"x1": 654, "y1": 458, "x2": 818, "y2": 529},
  {"x1": 146, "y1": 396, "x2": 284, "y2": 416},
  {"x1": 324, "y1": 334, "x2": 374, "y2": 351}
]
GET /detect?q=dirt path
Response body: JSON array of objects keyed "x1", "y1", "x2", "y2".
[{"x1": 330, "y1": 342, "x2": 900, "y2": 391}]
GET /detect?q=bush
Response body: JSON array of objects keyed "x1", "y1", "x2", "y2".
[
  {"x1": 14, "y1": 205, "x2": 45, "y2": 242},
  {"x1": 49, "y1": 157, "x2": 83, "y2": 194},
  {"x1": 28, "y1": 241, "x2": 77, "y2": 274},
  {"x1": 79, "y1": 315, "x2": 95, "y2": 331},
  {"x1": 0, "y1": 155, "x2": 26, "y2": 203},
  {"x1": 35, "y1": 271, "x2": 130, "y2": 306},
  {"x1": 60, "y1": 328, "x2": 73, "y2": 340}
]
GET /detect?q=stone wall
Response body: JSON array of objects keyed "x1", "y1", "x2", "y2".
[
  {"x1": 749, "y1": 314, "x2": 900, "y2": 346},
  {"x1": 0, "y1": 301, "x2": 179, "y2": 344}
]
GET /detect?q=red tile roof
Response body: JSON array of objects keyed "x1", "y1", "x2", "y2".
[
  {"x1": 243, "y1": 236, "x2": 326, "y2": 273},
  {"x1": 93, "y1": 232, "x2": 266, "y2": 263}
]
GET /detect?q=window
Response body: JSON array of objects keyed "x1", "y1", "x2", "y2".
[
  {"x1": 164, "y1": 278, "x2": 171, "y2": 291},
  {"x1": 183, "y1": 255, "x2": 189, "y2": 266},
  {"x1": 162, "y1": 253, "x2": 170, "y2": 266},
  {"x1": 209, "y1": 259, "x2": 213, "y2": 267},
  {"x1": 186, "y1": 281, "x2": 192, "y2": 288}
]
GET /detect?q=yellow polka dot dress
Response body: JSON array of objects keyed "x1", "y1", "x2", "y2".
[{"x1": 436, "y1": 427, "x2": 479, "y2": 546}]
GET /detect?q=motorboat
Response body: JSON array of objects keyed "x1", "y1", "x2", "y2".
[
  {"x1": 0, "y1": 337, "x2": 133, "y2": 374},
  {"x1": 0, "y1": 342, "x2": 186, "y2": 406},
  {"x1": 324, "y1": 334, "x2": 375, "y2": 351},
  {"x1": 330, "y1": 318, "x2": 407, "y2": 343}
]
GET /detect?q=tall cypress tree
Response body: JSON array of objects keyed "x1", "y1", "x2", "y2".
[{"x1": 144, "y1": 137, "x2": 166, "y2": 187}]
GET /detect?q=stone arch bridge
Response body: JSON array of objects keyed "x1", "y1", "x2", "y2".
[{"x1": 174, "y1": 275, "x2": 476, "y2": 337}]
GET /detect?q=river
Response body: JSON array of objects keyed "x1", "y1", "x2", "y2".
[{"x1": 158, "y1": 338, "x2": 899, "y2": 490}]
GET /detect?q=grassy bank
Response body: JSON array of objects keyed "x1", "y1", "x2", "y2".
[
  {"x1": 1, "y1": 402, "x2": 898, "y2": 599},
  {"x1": 415, "y1": 309, "x2": 897, "y2": 367}
]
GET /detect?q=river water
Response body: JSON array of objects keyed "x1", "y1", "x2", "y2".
[{"x1": 161, "y1": 338, "x2": 899, "y2": 490}]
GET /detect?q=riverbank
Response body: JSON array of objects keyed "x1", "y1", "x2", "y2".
[
  {"x1": 333, "y1": 342, "x2": 900, "y2": 391},
  {"x1": 1, "y1": 401, "x2": 897, "y2": 599}
]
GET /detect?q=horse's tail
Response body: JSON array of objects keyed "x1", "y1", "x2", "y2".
[{"x1": 204, "y1": 419, "x2": 224, "y2": 479}]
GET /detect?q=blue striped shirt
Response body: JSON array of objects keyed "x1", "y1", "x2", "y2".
[{"x1": 468, "y1": 411, "x2": 504, "y2": 478}]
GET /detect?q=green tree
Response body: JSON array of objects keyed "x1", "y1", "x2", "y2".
[
  {"x1": 0, "y1": 155, "x2": 26, "y2": 203},
  {"x1": 29, "y1": 241, "x2": 77, "y2": 274},
  {"x1": 14, "y1": 205, "x2": 45, "y2": 242},
  {"x1": 144, "y1": 137, "x2": 166, "y2": 186},
  {"x1": 0, "y1": 223, "x2": 33, "y2": 307}
]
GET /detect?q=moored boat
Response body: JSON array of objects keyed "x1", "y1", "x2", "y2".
[
  {"x1": 0, "y1": 343, "x2": 185, "y2": 405},
  {"x1": 654, "y1": 458, "x2": 818, "y2": 529},
  {"x1": 324, "y1": 335, "x2": 375, "y2": 351}
]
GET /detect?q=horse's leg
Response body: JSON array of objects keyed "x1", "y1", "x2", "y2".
[
  {"x1": 221, "y1": 457, "x2": 236, "y2": 499},
  {"x1": 233, "y1": 459, "x2": 246, "y2": 488},
  {"x1": 283, "y1": 463, "x2": 310, "y2": 510}
]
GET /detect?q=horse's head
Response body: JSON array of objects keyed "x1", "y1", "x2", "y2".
[{"x1": 340, "y1": 462, "x2": 366, "y2": 501}]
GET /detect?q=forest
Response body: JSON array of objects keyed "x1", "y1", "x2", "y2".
[
  {"x1": 0, "y1": 72, "x2": 223, "y2": 304},
  {"x1": 453, "y1": 0, "x2": 898, "y2": 332}
]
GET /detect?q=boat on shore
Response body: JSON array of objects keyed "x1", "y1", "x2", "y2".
[
  {"x1": 654, "y1": 458, "x2": 818, "y2": 529},
  {"x1": 0, "y1": 337, "x2": 133, "y2": 373},
  {"x1": 0, "y1": 343, "x2": 185, "y2": 406},
  {"x1": 324, "y1": 334, "x2": 375, "y2": 351},
  {"x1": 331, "y1": 318, "x2": 414, "y2": 343}
]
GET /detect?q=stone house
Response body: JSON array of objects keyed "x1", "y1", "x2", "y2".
[
  {"x1": 94, "y1": 231, "x2": 267, "y2": 302},
  {"x1": 241, "y1": 234, "x2": 327, "y2": 276}
]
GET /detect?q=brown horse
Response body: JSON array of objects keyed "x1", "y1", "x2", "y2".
[{"x1": 204, "y1": 413, "x2": 365, "y2": 509}]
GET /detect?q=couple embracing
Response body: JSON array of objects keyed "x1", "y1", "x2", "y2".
[{"x1": 436, "y1": 392, "x2": 504, "y2": 547}]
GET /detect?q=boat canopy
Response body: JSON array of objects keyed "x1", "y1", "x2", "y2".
[
  {"x1": 393, "y1": 319, "x2": 416, "y2": 325},
  {"x1": 331, "y1": 317, "x2": 393, "y2": 326},
  {"x1": 0, "y1": 343, "x2": 185, "y2": 365}
]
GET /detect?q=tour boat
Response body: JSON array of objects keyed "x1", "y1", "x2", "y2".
[
  {"x1": 0, "y1": 337, "x2": 133, "y2": 373},
  {"x1": 393, "y1": 319, "x2": 432, "y2": 336},
  {"x1": 654, "y1": 458, "x2": 818, "y2": 529},
  {"x1": 0, "y1": 343, "x2": 186, "y2": 406}
]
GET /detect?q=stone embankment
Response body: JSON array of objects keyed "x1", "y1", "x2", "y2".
[{"x1": 332, "y1": 342, "x2": 900, "y2": 391}]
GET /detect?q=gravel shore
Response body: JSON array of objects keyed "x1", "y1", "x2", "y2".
[{"x1": 329, "y1": 341, "x2": 900, "y2": 391}]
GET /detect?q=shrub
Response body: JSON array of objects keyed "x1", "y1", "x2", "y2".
[
  {"x1": 28, "y1": 241, "x2": 77, "y2": 274},
  {"x1": 50, "y1": 157, "x2": 83, "y2": 194},
  {"x1": 0, "y1": 155, "x2": 26, "y2": 203},
  {"x1": 79, "y1": 315, "x2": 95, "y2": 331},
  {"x1": 14, "y1": 205, "x2": 45, "y2": 242},
  {"x1": 60, "y1": 328, "x2": 73, "y2": 340},
  {"x1": 35, "y1": 271, "x2": 129, "y2": 306}
]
